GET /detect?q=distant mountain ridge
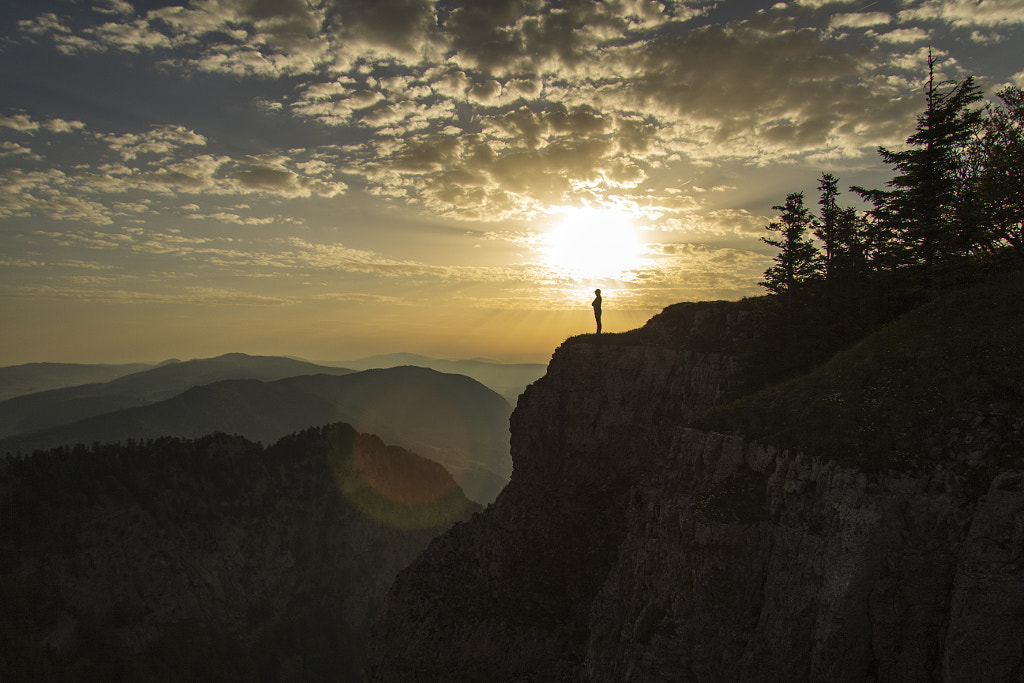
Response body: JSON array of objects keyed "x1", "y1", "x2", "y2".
[
  {"x1": 331, "y1": 353, "x2": 546, "y2": 405},
  {"x1": 0, "y1": 361, "x2": 162, "y2": 401},
  {"x1": 0, "y1": 366, "x2": 513, "y2": 504},
  {"x1": 0, "y1": 353, "x2": 355, "y2": 439}
]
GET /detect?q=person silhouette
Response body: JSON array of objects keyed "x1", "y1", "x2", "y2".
[{"x1": 592, "y1": 288, "x2": 602, "y2": 334}]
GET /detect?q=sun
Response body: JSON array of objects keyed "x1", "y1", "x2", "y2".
[{"x1": 541, "y1": 206, "x2": 646, "y2": 280}]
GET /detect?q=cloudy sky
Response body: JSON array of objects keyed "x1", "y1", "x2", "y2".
[{"x1": 1, "y1": 0, "x2": 1022, "y2": 365}]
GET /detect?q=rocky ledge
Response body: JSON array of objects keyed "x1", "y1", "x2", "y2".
[{"x1": 366, "y1": 299, "x2": 1024, "y2": 682}]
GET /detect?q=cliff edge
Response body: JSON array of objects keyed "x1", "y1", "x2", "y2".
[{"x1": 366, "y1": 276, "x2": 1024, "y2": 682}]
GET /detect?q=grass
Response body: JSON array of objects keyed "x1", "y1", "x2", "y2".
[{"x1": 692, "y1": 271, "x2": 1024, "y2": 474}]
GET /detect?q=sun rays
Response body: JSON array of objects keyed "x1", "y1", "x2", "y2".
[{"x1": 540, "y1": 206, "x2": 648, "y2": 281}]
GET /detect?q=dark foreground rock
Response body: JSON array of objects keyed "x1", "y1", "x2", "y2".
[{"x1": 366, "y1": 299, "x2": 1024, "y2": 682}]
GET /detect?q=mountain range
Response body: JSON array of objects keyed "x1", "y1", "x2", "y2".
[
  {"x1": 0, "y1": 363, "x2": 513, "y2": 504},
  {"x1": 0, "y1": 352, "x2": 546, "y2": 408},
  {"x1": 0, "y1": 361, "x2": 163, "y2": 401},
  {"x1": 7, "y1": 272, "x2": 1023, "y2": 680},
  {"x1": 331, "y1": 353, "x2": 546, "y2": 405},
  {"x1": 0, "y1": 353, "x2": 356, "y2": 439}
]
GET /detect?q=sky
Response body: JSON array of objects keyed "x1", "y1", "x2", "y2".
[{"x1": 1, "y1": 0, "x2": 1022, "y2": 366}]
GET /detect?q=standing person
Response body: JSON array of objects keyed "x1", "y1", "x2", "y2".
[{"x1": 592, "y1": 288, "x2": 602, "y2": 334}]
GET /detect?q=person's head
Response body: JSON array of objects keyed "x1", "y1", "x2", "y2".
[{"x1": 595, "y1": 288, "x2": 601, "y2": 295}]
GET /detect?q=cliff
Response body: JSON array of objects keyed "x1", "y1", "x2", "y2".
[
  {"x1": 0, "y1": 424, "x2": 478, "y2": 681},
  {"x1": 366, "y1": 280, "x2": 1024, "y2": 681}
]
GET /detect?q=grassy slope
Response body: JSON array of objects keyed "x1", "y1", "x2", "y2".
[{"x1": 693, "y1": 271, "x2": 1024, "y2": 474}]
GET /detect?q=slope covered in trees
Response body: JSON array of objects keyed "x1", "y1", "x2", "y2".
[
  {"x1": 696, "y1": 270, "x2": 1024, "y2": 474},
  {"x1": 754, "y1": 55, "x2": 1024, "y2": 385},
  {"x1": 0, "y1": 425, "x2": 478, "y2": 681}
]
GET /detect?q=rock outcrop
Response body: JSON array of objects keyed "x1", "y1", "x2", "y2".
[{"x1": 365, "y1": 301, "x2": 1024, "y2": 681}]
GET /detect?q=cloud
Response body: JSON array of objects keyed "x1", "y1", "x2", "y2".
[
  {"x1": 0, "y1": 118, "x2": 350, "y2": 233},
  {"x1": 1, "y1": 0, "x2": 985, "y2": 236},
  {"x1": 0, "y1": 256, "x2": 113, "y2": 271},
  {"x1": 4, "y1": 283, "x2": 296, "y2": 305},
  {"x1": 900, "y1": 0, "x2": 1024, "y2": 28},
  {"x1": 311, "y1": 292, "x2": 406, "y2": 304},
  {"x1": 43, "y1": 118, "x2": 87, "y2": 133},
  {"x1": 876, "y1": 27, "x2": 931, "y2": 43},
  {"x1": 631, "y1": 242, "x2": 768, "y2": 298},
  {"x1": 792, "y1": 0, "x2": 859, "y2": 6},
  {"x1": 101, "y1": 125, "x2": 207, "y2": 160},
  {"x1": 94, "y1": 0, "x2": 135, "y2": 16},
  {"x1": 657, "y1": 207, "x2": 768, "y2": 239},
  {"x1": 0, "y1": 113, "x2": 41, "y2": 132},
  {"x1": 442, "y1": 0, "x2": 690, "y2": 76},
  {"x1": 228, "y1": 160, "x2": 347, "y2": 198},
  {"x1": 17, "y1": 224, "x2": 519, "y2": 287},
  {"x1": 0, "y1": 169, "x2": 118, "y2": 225},
  {"x1": 324, "y1": 11, "x2": 920, "y2": 220},
  {"x1": 829, "y1": 12, "x2": 891, "y2": 28},
  {"x1": 0, "y1": 112, "x2": 84, "y2": 134},
  {"x1": 186, "y1": 211, "x2": 277, "y2": 225},
  {"x1": 327, "y1": 0, "x2": 441, "y2": 56},
  {"x1": 10, "y1": 0, "x2": 921, "y2": 184},
  {"x1": 0, "y1": 142, "x2": 38, "y2": 159}
]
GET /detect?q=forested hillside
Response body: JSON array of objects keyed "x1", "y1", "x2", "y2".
[
  {"x1": 752, "y1": 55, "x2": 1023, "y2": 385},
  {"x1": 1, "y1": 424, "x2": 478, "y2": 681}
]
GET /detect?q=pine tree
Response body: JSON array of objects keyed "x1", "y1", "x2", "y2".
[
  {"x1": 760, "y1": 192, "x2": 821, "y2": 307},
  {"x1": 814, "y1": 173, "x2": 842, "y2": 280},
  {"x1": 853, "y1": 51, "x2": 983, "y2": 288},
  {"x1": 977, "y1": 86, "x2": 1024, "y2": 260}
]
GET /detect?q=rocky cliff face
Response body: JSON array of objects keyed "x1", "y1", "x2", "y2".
[
  {"x1": 0, "y1": 424, "x2": 478, "y2": 681},
  {"x1": 365, "y1": 302, "x2": 1024, "y2": 681}
]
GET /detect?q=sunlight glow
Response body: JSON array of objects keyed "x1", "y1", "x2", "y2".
[{"x1": 541, "y1": 207, "x2": 646, "y2": 280}]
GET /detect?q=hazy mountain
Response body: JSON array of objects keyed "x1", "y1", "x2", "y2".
[
  {"x1": 0, "y1": 361, "x2": 163, "y2": 401},
  {"x1": 0, "y1": 353, "x2": 355, "y2": 440},
  {"x1": 1, "y1": 425, "x2": 478, "y2": 681},
  {"x1": 332, "y1": 352, "x2": 546, "y2": 405},
  {"x1": 1, "y1": 366, "x2": 513, "y2": 504}
]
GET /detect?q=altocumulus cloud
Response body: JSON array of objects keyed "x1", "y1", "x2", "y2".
[
  {"x1": 10, "y1": 0, "x2": 1022, "y2": 224},
  {"x1": 5, "y1": 0, "x2": 936, "y2": 224},
  {"x1": 2, "y1": 0, "x2": 1023, "y2": 321}
]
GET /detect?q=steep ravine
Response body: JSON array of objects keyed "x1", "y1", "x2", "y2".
[{"x1": 366, "y1": 300, "x2": 1024, "y2": 681}]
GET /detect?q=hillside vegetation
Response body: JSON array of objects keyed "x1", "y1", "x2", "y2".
[
  {"x1": 0, "y1": 366, "x2": 513, "y2": 505},
  {"x1": 0, "y1": 425, "x2": 477, "y2": 681},
  {"x1": 694, "y1": 271, "x2": 1024, "y2": 477}
]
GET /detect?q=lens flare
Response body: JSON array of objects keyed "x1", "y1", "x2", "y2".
[{"x1": 324, "y1": 422, "x2": 475, "y2": 530}]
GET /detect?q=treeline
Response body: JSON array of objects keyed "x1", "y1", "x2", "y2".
[
  {"x1": 753, "y1": 53, "x2": 1023, "y2": 384},
  {"x1": 1, "y1": 426, "x2": 467, "y2": 682}
]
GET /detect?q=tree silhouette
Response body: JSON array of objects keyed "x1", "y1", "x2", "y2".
[
  {"x1": 853, "y1": 50, "x2": 983, "y2": 289},
  {"x1": 752, "y1": 56, "x2": 1024, "y2": 387},
  {"x1": 975, "y1": 86, "x2": 1024, "y2": 261},
  {"x1": 759, "y1": 192, "x2": 821, "y2": 308}
]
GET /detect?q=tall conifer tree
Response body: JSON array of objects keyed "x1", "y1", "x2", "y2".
[
  {"x1": 760, "y1": 192, "x2": 821, "y2": 308},
  {"x1": 853, "y1": 51, "x2": 983, "y2": 288},
  {"x1": 977, "y1": 86, "x2": 1024, "y2": 259}
]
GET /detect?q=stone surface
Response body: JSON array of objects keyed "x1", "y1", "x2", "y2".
[{"x1": 366, "y1": 304, "x2": 1024, "y2": 682}]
